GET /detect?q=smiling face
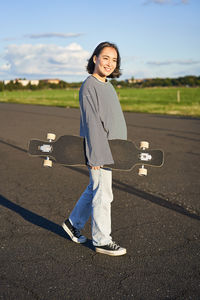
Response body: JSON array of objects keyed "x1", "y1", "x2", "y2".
[{"x1": 93, "y1": 47, "x2": 118, "y2": 82}]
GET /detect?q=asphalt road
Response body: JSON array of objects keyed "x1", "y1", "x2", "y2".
[{"x1": 0, "y1": 102, "x2": 200, "y2": 300}]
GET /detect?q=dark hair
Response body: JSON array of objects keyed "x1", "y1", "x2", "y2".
[{"x1": 86, "y1": 41, "x2": 122, "y2": 78}]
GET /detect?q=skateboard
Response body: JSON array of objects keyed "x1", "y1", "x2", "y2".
[{"x1": 28, "y1": 133, "x2": 164, "y2": 176}]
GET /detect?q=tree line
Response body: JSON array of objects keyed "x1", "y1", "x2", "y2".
[
  {"x1": 110, "y1": 75, "x2": 200, "y2": 88},
  {"x1": 0, "y1": 75, "x2": 200, "y2": 92},
  {"x1": 0, "y1": 80, "x2": 82, "y2": 91}
]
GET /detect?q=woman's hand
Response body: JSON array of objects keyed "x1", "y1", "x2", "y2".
[
  {"x1": 90, "y1": 166, "x2": 101, "y2": 170},
  {"x1": 90, "y1": 166, "x2": 103, "y2": 170}
]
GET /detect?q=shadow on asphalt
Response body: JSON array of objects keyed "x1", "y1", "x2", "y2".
[
  {"x1": 0, "y1": 195, "x2": 94, "y2": 251},
  {"x1": 113, "y1": 179, "x2": 200, "y2": 221},
  {"x1": 0, "y1": 139, "x2": 27, "y2": 153},
  {"x1": 1, "y1": 139, "x2": 199, "y2": 225},
  {"x1": 67, "y1": 166, "x2": 200, "y2": 221}
]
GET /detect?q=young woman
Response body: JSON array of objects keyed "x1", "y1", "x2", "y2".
[{"x1": 62, "y1": 42, "x2": 127, "y2": 256}]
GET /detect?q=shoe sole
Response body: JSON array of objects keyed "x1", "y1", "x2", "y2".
[
  {"x1": 62, "y1": 223, "x2": 87, "y2": 244},
  {"x1": 95, "y1": 247, "x2": 127, "y2": 256}
]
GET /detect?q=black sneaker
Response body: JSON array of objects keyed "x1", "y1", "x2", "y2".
[
  {"x1": 62, "y1": 219, "x2": 87, "y2": 244},
  {"x1": 95, "y1": 241, "x2": 126, "y2": 256}
]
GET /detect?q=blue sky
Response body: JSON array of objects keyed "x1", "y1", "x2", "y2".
[{"x1": 0, "y1": 0, "x2": 199, "y2": 82}]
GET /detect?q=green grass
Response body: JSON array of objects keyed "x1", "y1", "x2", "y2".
[
  {"x1": 0, "y1": 89, "x2": 80, "y2": 108},
  {"x1": 117, "y1": 87, "x2": 200, "y2": 117},
  {"x1": 0, "y1": 87, "x2": 200, "y2": 117}
]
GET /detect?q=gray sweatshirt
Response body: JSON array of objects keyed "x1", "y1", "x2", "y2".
[{"x1": 79, "y1": 75, "x2": 127, "y2": 166}]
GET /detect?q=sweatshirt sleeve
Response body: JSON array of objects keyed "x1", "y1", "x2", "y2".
[{"x1": 80, "y1": 92, "x2": 114, "y2": 167}]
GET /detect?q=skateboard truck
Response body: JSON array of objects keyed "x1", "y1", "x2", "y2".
[
  {"x1": 43, "y1": 133, "x2": 56, "y2": 167},
  {"x1": 39, "y1": 144, "x2": 52, "y2": 153},
  {"x1": 138, "y1": 141, "x2": 149, "y2": 176}
]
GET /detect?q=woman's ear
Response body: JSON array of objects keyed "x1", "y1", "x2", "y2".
[{"x1": 93, "y1": 55, "x2": 97, "y2": 64}]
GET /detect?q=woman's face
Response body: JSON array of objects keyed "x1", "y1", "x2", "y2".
[{"x1": 93, "y1": 47, "x2": 117, "y2": 80}]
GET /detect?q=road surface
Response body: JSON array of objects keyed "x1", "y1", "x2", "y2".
[{"x1": 0, "y1": 103, "x2": 199, "y2": 300}]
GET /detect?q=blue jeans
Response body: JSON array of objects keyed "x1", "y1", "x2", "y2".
[{"x1": 69, "y1": 167, "x2": 113, "y2": 246}]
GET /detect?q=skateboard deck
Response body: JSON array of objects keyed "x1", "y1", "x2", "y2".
[{"x1": 28, "y1": 134, "x2": 164, "y2": 175}]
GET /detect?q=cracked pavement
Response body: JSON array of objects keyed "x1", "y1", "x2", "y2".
[{"x1": 0, "y1": 103, "x2": 200, "y2": 300}]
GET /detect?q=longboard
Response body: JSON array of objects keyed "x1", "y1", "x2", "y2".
[{"x1": 28, "y1": 133, "x2": 164, "y2": 176}]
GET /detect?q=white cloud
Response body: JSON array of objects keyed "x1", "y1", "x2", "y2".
[
  {"x1": 143, "y1": 0, "x2": 189, "y2": 5},
  {"x1": 3, "y1": 32, "x2": 84, "y2": 41},
  {"x1": 145, "y1": 0, "x2": 171, "y2": 4},
  {"x1": 24, "y1": 32, "x2": 83, "y2": 39},
  {"x1": 121, "y1": 56, "x2": 200, "y2": 79},
  {"x1": 147, "y1": 59, "x2": 200, "y2": 66},
  {"x1": 1, "y1": 43, "x2": 90, "y2": 78},
  {"x1": 0, "y1": 63, "x2": 11, "y2": 71}
]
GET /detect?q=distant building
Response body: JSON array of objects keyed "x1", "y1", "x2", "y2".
[
  {"x1": 4, "y1": 80, "x2": 11, "y2": 85},
  {"x1": 30, "y1": 80, "x2": 39, "y2": 86},
  {"x1": 4, "y1": 79, "x2": 39, "y2": 86},
  {"x1": 14, "y1": 79, "x2": 29, "y2": 86},
  {"x1": 3, "y1": 78, "x2": 61, "y2": 86},
  {"x1": 41, "y1": 79, "x2": 60, "y2": 84},
  {"x1": 126, "y1": 78, "x2": 146, "y2": 84}
]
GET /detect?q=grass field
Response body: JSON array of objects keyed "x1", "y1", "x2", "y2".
[{"x1": 0, "y1": 87, "x2": 199, "y2": 117}]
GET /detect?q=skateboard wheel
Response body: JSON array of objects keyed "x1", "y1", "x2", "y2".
[
  {"x1": 43, "y1": 159, "x2": 52, "y2": 167},
  {"x1": 140, "y1": 141, "x2": 149, "y2": 149},
  {"x1": 138, "y1": 167, "x2": 147, "y2": 176},
  {"x1": 47, "y1": 133, "x2": 56, "y2": 141}
]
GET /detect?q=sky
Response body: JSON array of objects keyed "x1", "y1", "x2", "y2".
[{"x1": 0, "y1": 0, "x2": 199, "y2": 82}]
